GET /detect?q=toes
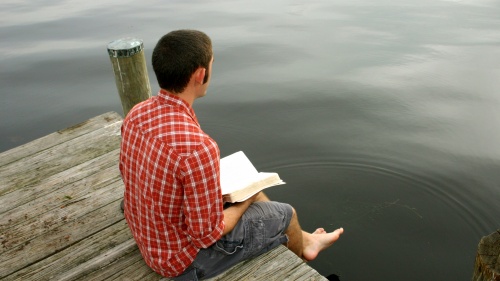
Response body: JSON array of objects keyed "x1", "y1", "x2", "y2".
[{"x1": 313, "y1": 228, "x2": 326, "y2": 234}]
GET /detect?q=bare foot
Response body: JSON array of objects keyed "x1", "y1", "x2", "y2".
[{"x1": 302, "y1": 227, "x2": 344, "y2": 261}]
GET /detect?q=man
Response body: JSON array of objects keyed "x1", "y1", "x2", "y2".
[{"x1": 119, "y1": 29, "x2": 344, "y2": 280}]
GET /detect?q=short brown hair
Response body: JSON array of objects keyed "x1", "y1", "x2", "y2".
[{"x1": 152, "y1": 30, "x2": 212, "y2": 93}]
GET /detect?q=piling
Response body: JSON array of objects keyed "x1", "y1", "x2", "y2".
[
  {"x1": 107, "y1": 38, "x2": 151, "y2": 116},
  {"x1": 472, "y1": 230, "x2": 500, "y2": 281}
]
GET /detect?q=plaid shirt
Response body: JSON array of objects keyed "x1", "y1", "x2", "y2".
[{"x1": 119, "y1": 90, "x2": 225, "y2": 277}]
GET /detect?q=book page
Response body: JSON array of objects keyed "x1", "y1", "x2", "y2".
[
  {"x1": 220, "y1": 151, "x2": 286, "y2": 202},
  {"x1": 220, "y1": 151, "x2": 259, "y2": 194}
]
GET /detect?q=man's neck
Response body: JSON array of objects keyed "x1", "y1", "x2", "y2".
[
  {"x1": 161, "y1": 68, "x2": 207, "y2": 106},
  {"x1": 162, "y1": 89, "x2": 197, "y2": 107}
]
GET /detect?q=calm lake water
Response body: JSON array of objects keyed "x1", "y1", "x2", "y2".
[{"x1": 1, "y1": 0, "x2": 499, "y2": 280}]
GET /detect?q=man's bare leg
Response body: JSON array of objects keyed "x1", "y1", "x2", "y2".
[
  {"x1": 254, "y1": 193, "x2": 343, "y2": 260},
  {"x1": 285, "y1": 208, "x2": 344, "y2": 261},
  {"x1": 285, "y1": 208, "x2": 305, "y2": 257}
]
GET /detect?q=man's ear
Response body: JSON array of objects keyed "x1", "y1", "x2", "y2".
[{"x1": 194, "y1": 67, "x2": 206, "y2": 84}]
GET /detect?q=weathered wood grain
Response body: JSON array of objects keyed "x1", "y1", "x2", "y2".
[
  {"x1": 207, "y1": 245, "x2": 326, "y2": 281},
  {"x1": 472, "y1": 229, "x2": 500, "y2": 281},
  {"x1": 0, "y1": 193, "x2": 124, "y2": 278},
  {"x1": 0, "y1": 152, "x2": 120, "y2": 230},
  {"x1": 80, "y1": 247, "x2": 160, "y2": 281},
  {"x1": 3, "y1": 219, "x2": 131, "y2": 281},
  {"x1": 0, "y1": 118, "x2": 122, "y2": 196},
  {"x1": 0, "y1": 112, "x2": 122, "y2": 167},
  {"x1": 108, "y1": 39, "x2": 151, "y2": 117},
  {"x1": 0, "y1": 175, "x2": 123, "y2": 255}
]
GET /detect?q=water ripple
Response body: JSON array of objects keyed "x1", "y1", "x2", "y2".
[{"x1": 272, "y1": 159, "x2": 493, "y2": 236}]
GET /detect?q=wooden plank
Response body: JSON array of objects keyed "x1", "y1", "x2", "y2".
[
  {"x1": 207, "y1": 245, "x2": 327, "y2": 281},
  {"x1": 0, "y1": 149, "x2": 120, "y2": 227},
  {"x1": 3, "y1": 219, "x2": 131, "y2": 281},
  {"x1": 0, "y1": 167, "x2": 122, "y2": 254},
  {"x1": 73, "y1": 244, "x2": 326, "y2": 281},
  {"x1": 0, "y1": 118, "x2": 122, "y2": 197},
  {"x1": 0, "y1": 112, "x2": 122, "y2": 167},
  {"x1": 0, "y1": 182, "x2": 124, "y2": 278},
  {"x1": 0, "y1": 120, "x2": 121, "y2": 197},
  {"x1": 80, "y1": 247, "x2": 162, "y2": 281},
  {"x1": 57, "y1": 239, "x2": 138, "y2": 281}
]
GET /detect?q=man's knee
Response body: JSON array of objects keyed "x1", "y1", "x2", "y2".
[
  {"x1": 285, "y1": 206, "x2": 298, "y2": 231},
  {"x1": 291, "y1": 206, "x2": 297, "y2": 219}
]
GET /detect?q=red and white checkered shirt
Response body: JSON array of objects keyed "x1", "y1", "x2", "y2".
[{"x1": 119, "y1": 89, "x2": 225, "y2": 277}]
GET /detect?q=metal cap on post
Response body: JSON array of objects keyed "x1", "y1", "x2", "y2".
[{"x1": 107, "y1": 38, "x2": 152, "y2": 117}]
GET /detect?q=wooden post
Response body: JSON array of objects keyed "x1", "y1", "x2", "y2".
[
  {"x1": 107, "y1": 38, "x2": 151, "y2": 117},
  {"x1": 472, "y1": 230, "x2": 500, "y2": 281}
]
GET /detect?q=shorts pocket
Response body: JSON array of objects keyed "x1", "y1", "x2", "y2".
[
  {"x1": 214, "y1": 239, "x2": 244, "y2": 255},
  {"x1": 245, "y1": 219, "x2": 265, "y2": 256}
]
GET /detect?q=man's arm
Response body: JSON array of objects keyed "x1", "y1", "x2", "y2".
[
  {"x1": 222, "y1": 192, "x2": 269, "y2": 236},
  {"x1": 222, "y1": 199, "x2": 253, "y2": 236}
]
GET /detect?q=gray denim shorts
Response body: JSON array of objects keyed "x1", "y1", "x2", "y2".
[{"x1": 172, "y1": 201, "x2": 293, "y2": 281}]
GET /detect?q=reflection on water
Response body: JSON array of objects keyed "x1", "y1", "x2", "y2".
[{"x1": 1, "y1": 0, "x2": 500, "y2": 280}]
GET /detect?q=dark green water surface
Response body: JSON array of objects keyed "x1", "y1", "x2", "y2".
[{"x1": 1, "y1": 1, "x2": 499, "y2": 280}]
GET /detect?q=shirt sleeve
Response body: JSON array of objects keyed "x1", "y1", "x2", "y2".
[{"x1": 181, "y1": 140, "x2": 225, "y2": 249}]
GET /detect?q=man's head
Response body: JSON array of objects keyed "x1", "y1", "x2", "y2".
[{"x1": 152, "y1": 30, "x2": 212, "y2": 94}]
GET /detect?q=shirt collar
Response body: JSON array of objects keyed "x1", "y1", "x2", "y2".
[{"x1": 157, "y1": 89, "x2": 199, "y2": 125}]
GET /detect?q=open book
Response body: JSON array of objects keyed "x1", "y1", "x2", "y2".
[{"x1": 220, "y1": 151, "x2": 285, "y2": 203}]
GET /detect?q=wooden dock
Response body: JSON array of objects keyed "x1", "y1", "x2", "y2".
[{"x1": 0, "y1": 112, "x2": 328, "y2": 281}]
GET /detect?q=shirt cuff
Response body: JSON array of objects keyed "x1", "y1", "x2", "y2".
[{"x1": 193, "y1": 220, "x2": 225, "y2": 249}]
